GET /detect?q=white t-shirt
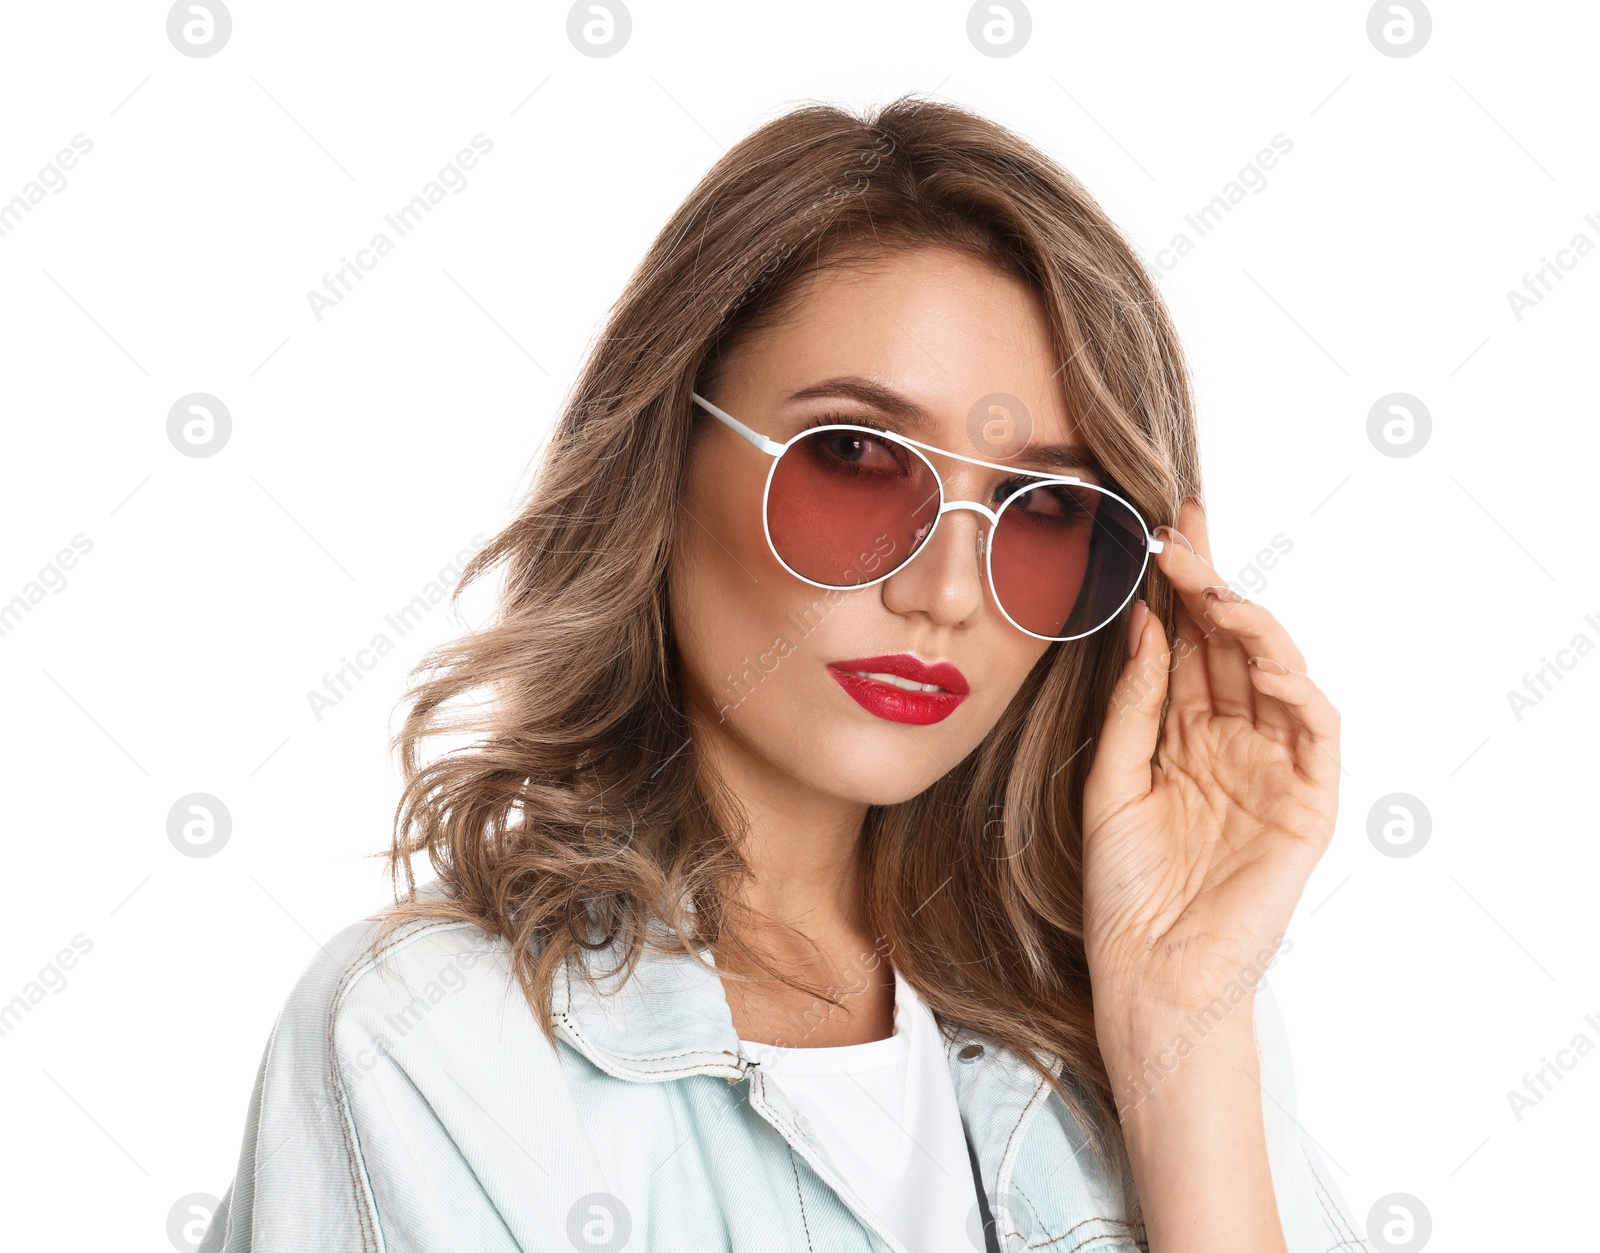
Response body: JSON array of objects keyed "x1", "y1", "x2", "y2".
[{"x1": 738, "y1": 964, "x2": 981, "y2": 1252}]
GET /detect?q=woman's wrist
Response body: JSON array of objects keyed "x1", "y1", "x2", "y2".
[
  {"x1": 1098, "y1": 999, "x2": 1258, "y2": 1119},
  {"x1": 1096, "y1": 1003, "x2": 1288, "y2": 1253}
]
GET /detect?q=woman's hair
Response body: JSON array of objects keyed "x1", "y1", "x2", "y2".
[{"x1": 368, "y1": 93, "x2": 1199, "y2": 1190}]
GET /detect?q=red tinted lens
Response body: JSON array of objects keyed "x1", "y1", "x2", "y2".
[
  {"x1": 766, "y1": 427, "x2": 938, "y2": 586},
  {"x1": 990, "y1": 481, "x2": 1147, "y2": 638}
]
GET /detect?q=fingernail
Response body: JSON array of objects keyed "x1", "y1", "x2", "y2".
[
  {"x1": 1182, "y1": 493, "x2": 1205, "y2": 516},
  {"x1": 1202, "y1": 584, "x2": 1244, "y2": 604},
  {"x1": 1152, "y1": 525, "x2": 1195, "y2": 554},
  {"x1": 1247, "y1": 656, "x2": 1289, "y2": 675},
  {"x1": 1127, "y1": 598, "x2": 1147, "y2": 658}
]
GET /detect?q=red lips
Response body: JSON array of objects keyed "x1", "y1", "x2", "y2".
[
  {"x1": 826, "y1": 654, "x2": 970, "y2": 725},
  {"x1": 830, "y1": 654, "x2": 970, "y2": 693}
]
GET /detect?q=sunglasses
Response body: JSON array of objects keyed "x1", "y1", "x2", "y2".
[{"x1": 691, "y1": 392, "x2": 1165, "y2": 642}]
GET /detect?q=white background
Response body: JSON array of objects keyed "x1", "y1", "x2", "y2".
[{"x1": 1, "y1": 2, "x2": 1595, "y2": 1250}]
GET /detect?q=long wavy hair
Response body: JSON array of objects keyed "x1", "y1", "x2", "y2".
[{"x1": 367, "y1": 94, "x2": 1199, "y2": 1189}]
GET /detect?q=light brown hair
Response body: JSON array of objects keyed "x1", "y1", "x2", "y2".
[{"x1": 368, "y1": 93, "x2": 1199, "y2": 1189}]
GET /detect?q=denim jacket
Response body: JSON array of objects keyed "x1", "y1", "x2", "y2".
[{"x1": 199, "y1": 883, "x2": 1362, "y2": 1252}]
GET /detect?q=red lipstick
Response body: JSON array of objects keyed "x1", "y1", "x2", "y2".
[{"x1": 827, "y1": 654, "x2": 970, "y2": 726}]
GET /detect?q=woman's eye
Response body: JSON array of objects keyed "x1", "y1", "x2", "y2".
[
  {"x1": 838, "y1": 435, "x2": 902, "y2": 464},
  {"x1": 821, "y1": 432, "x2": 902, "y2": 471},
  {"x1": 1006, "y1": 483, "x2": 1093, "y2": 520}
]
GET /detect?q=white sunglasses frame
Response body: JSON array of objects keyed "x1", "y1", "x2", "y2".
[{"x1": 690, "y1": 391, "x2": 1166, "y2": 642}]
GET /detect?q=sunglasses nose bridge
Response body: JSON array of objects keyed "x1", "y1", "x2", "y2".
[{"x1": 934, "y1": 499, "x2": 1000, "y2": 559}]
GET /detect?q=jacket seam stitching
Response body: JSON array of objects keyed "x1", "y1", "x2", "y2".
[
  {"x1": 1057, "y1": 1235, "x2": 1141, "y2": 1253},
  {"x1": 1299, "y1": 1140, "x2": 1354, "y2": 1245},
  {"x1": 329, "y1": 940, "x2": 402, "y2": 1253},
  {"x1": 995, "y1": 1070, "x2": 1051, "y2": 1240},
  {"x1": 328, "y1": 956, "x2": 380, "y2": 1253},
  {"x1": 322, "y1": 916, "x2": 482, "y2": 1252},
  {"x1": 787, "y1": 1146, "x2": 816, "y2": 1252},
  {"x1": 1303, "y1": 1144, "x2": 1365, "y2": 1251},
  {"x1": 555, "y1": 962, "x2": 746, "y2": 1070},
  {"x1": 555, "y1": 1013, "x2": 738, "y2": 1079},
  {"x1": 1013, "y1": 1207, "x2": 1138, "y2": 1251},
  {"x1": 1307, "y1": 1172, "x2": 1344, "y2": 1245},
  {"x1": 750, "y1": 1070, "x2": 906, "y2": 1252},
  {"x1": 241, "y1": 1018, "x2": 285, "y2": 1250},
  {"x1": 571, "y1": 1042, "x2": 734, "y2": 1066}
]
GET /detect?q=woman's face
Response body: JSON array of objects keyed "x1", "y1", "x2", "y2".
[{"x1": 669, "y1": 245, "x2": 1095, "y2": 808}]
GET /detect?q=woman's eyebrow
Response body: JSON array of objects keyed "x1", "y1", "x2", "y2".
[{"x1": 785, "y1": 375, "x2": 1105, "y2": 477}]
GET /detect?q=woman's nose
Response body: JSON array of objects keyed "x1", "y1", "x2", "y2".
[{"x1": 879, "y1": 503, "x2": 989, "y2": 628}]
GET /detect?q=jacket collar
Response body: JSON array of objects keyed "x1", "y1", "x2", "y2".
[
  {"x1": 546, "y1": 916, "x2": 1064, "y2": 1089},
  {"x1": 550, "y1": 920, "x2": 747, "y2": 1081},
  {"x1": 545, "y1": 917, "x2": 1076, "y2": 1252}
]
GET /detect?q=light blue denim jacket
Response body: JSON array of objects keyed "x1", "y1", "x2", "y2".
[{"x1": 199, "y1": 883, "x2": 1362, "y2": 1252}]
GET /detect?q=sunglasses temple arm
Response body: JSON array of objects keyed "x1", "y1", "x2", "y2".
[
  {"x1": 691, "y1": 391, "x2": 785, "y2": 458},
  {"x1": 1147, "y1": 535, "x2": 1165, "y2": 553}
]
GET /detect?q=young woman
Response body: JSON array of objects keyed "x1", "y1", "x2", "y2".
[{"x1": 201, "y1": 97, "x2": 1357, "y2": 1253}]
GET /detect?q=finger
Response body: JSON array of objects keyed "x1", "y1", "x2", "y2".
[
  {"x1": 1186, "y1": 591, "x2": 1309, "y2": 739},
  {"x1": 1153, "y1": 499, "x2": 1253, "y2": 718},
  {"x1": 1176, "y1": 498, "x2": 1258, "y2": 718},
  {"x1": 1160, "y1": 571, "x2": 1211, "y2": 712},
  {"x1": 1084, "y1": 599, "x2": 1171, "y2": 813},
  {"x1": 1177, "y1": 496, "x2": 1248, "y2": 720},
  {"x1": 1150, "y1": 520, "x2": 1209, "y2": 712},
  {"x1": 1187, "y1": 594, "x2": 1308, "y2": 676},
  {"x1": 1244, "y1": 657, "x2": 1343, "y2": 791}
]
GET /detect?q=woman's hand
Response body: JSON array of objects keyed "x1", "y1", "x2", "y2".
[{"x1": 1080, "y1": 495, "x2": 1341, "y2": 1052}]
